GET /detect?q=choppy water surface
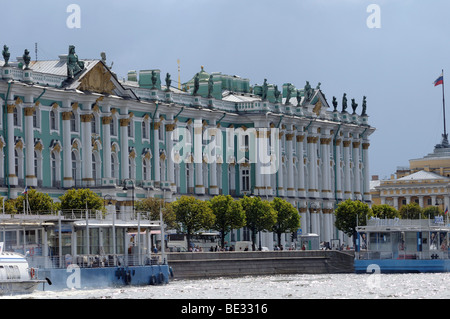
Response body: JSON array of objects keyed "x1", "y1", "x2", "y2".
[{"x1": 7, "y1": 273, "x2": 450, "y2": 299}]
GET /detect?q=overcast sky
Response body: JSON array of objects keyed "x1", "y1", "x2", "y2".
[{"x1": 3, "y1": 0, "x2": 450, "y2": 179}]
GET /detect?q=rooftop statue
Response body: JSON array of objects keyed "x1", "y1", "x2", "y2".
[
  {"x1": 274, "y1": 85, "x2": 280, "y2": 102},
  {"x1": 22, "y1": 49, "x2": 31, "y2": 70},
  {"x1": 262, "y1": 79, "x2": 268, "y2": 100},
  {"x1": 304, "y1": 81, "x2": 312, "y2": 101},
  {"x1": 285, "y1": 85, "x2": 292, "y2": 105},
  {"x1": 2, "y1": 45, "x2": 10, "y2": 66},
  {"x1": 151, "y1": 70, "x2": 157, "y2": 89},
  {"x1": 193, "y1": 73, "x2": 199, "y2": 95},
  {"x1": 342, "y1": 93, "x2": 348, "y2": 113},
  {"x1": 165, "y1": 73, "x2": 171, "y2": 92},
  {"x1": 316, "y1": 82, "x2": 321, "y2": 90},
  {"x1": 361, "y1": 96, "x2": 367, "y2": 116},
  {"x1": 207, "y1": 75, "x2": 213, "y2": 98},
  {"x1": 67, "y1": 45, "x2": 85, "y2": 79},
  {"x1": 351, "y1": 98, "x2": 358, "y2": 114},
  {"x1": 296, "y1": 90, "x2": 302, "y2": 106},
  {"x1": 332, "y1": 96, "x2": 338, "y2": 111}
]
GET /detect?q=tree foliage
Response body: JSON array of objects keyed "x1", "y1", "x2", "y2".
[
  {"x1": 210, "y1": 195, "x2": 246, "y2": 248},
  {"x1": 15, "y1": 188, "x2": 55, "y2": 214},
  {"x1": 270, "y1": 197, "x2": 300, "y2": 246},
  {"x1": 399, "y1": 202, "x2": 423, "y2": 219},
  {"x1": 334, "y1": 199, "x2": 372, "y2": 245},
  {"x1": 59, "y1": 188, "x2": 104, "y2": 211},
  {"x1": 135, "y1": 196, "x2": 177, "y2": 229},
  {"x1": 170, "y1": 196, "x2": 215, "y2": 249},
  {"x1": 240, "y1": 196, "x2": 277, "y2": 251},
  {"x1": 371, "y1": 204, "x2": 400, "y2": 219}
]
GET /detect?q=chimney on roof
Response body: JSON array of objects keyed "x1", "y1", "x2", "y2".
[
  {"x1": 371, "y1": 175, "x2": 379, "y2": 181},
  {"x1": 59, "y1": 54, "x2": 68, "y2": 63}
]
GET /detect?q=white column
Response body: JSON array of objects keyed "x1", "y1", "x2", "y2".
[
  {"x1": 24, "y1": 106, "x2": 37, "y2": 187},
  {"x1": 165, "y1": 123, "x2": 175, "y2": 191},
  {"x1": 6, "y1": 103, "x2": 17, "y2": 186},
  {"x1": 255, "y1": 129, "x2": 263, "y2": 196},
  {"x1": 62, "y1": 111, "x2": 73, "y2": 188},
  {"x1": 286, "y1": 133, "x2": 295, "y2": 197},
  {"x1": 334, "y1": 138, "x2": 343, "y2": 201},
  {"x1": 102, "y1": 116, "x2": 112, "y2": 179},
  {"x1": 343, "y1": 139, "x2": 352, "y2": 200},
  {"x1": 120, "y1": 118, "x2": 129, "y2": 180},
  {"x1": 153, "y1": 120, "x2": 160, "y2": 185},
  {"x1": 296, "y1": 134, "x2": 306, "y2": 198},
  {"x1": 362, "y1": 142, "x2": 371, "y2": 202},
  {"x1": 320, "y1": 137, "x2": 331, "y2": 199},
  {"x1": 307, "y1": 135, "x2": 319, "y2": 197},
  {"x1": 277, "y1": 132, "x2": 284, "y2": 196},
  {"x1": 352, "y1": 140, "x2": 361, "y2": 200},
  {"x1": 194, "y1": 119, "x2": 204, "y2": 194},
  {"x1": 81, "y1": 114, "x2": 93, "y2": 186}
]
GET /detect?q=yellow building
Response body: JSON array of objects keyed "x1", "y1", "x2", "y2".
[{"x1": 371, "y1": 137, "x2": 450, "y2": 211}]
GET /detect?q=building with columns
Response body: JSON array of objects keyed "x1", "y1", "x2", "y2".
[
  {"x1": 372, "y1": 136, "x2": 450, "y2": 212},
  {"x1": 0, "y1": 45, "x2": 375, "y2": 249}
]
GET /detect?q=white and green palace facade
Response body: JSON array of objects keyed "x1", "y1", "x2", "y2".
[{"x1": 0, "y1": 45, "x2": 375, "y2": 249}]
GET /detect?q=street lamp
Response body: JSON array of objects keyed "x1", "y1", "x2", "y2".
[
  {"x1": 103, "y1": 194, "x2": 115, "y2": 265},
  {"x1": 122, "y1": 179, "x2": 135, "y2": 217}
]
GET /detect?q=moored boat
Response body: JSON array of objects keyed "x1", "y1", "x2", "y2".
[
  {"x1": 0, "y1": 210, "x2": 172, "y2": 291},
  {"x1": 354, "y1": 217, "x2": 450, "y2": 273},
  {"x1": 0, "y1": 243, "x2": 46, "y2": 295}
]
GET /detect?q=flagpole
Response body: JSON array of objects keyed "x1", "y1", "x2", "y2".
[{"x1": 442, "y1": 69, "x2": 447, "y2": 138}]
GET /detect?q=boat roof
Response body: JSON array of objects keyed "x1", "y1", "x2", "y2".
[{"x1": 356, "y1": 218, "x2": 450, "y2": 232}]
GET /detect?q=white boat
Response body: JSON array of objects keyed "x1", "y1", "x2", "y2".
[{"x1": 0, "y1": 243, "x2": 46, "y2": 295}]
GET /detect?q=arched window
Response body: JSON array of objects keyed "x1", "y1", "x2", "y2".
[
  {"x1": 142, "y1": 158, "x2": 151, "y2": 181},
  {"x1": 72, "y1": 151, "x2": 80, "y2": 182},
  {"x1": 111, "y1": 153, "x2": 119, "y2": 179},
  {"x1": 50, "y1": 110, "x2": 57, "y2": 130},
  {"x1": 70, "y1": 112, "x2": 77, "y2": 132}
]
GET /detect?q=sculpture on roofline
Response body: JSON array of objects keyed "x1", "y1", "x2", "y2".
[
  {"x1": 165, "y1": 73, "x2": 172, "y2": 92},
  {"x1": 296, "y1": 90, "x2": 302, "y2": 106},
  {"x1": 304, "y1": 81, "x2": 312, "y2": 101},
  {"x1": 262, "y1": 79, "x2": 268, "y2": 100},
  {"x1": 285, "y1": 85, "x2": 292, "y2": 105},
  {"x1": 351, "y1": 98, "x2": 358, "y2": 114},
  {"x1": 274, "y1": 85, "x2": 280, "y2": 102},
  {"x1": 23, "y1": 49, "x2": 31, "y2": 70},
  {"x1": 361, "y1": 96, "x2": 367, "y2": 116},
  {"x1": 342, "y1": 93, "x2": 348, "y2": 113},
  {"x1": 207, "y1": 75, "x2": 214, "y2": 98},
  {"x1": 2, "y1": 45, "x2": 10, "y2": 66},
  {"x1": 332, "y1": 96, "x2": 338, "y2": 111},
  {"x1": 193, "y1": 73, "x2": 199, "y2": 95},
  {"x1": 67, "y1": 45, "x2": 85, "y2": 79}
]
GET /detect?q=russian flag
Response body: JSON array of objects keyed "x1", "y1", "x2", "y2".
[
  {"x1": 434, "y1": 72, "x2": 444, "y2": 86},
  {"x1": 22, "y1": 186, "x2": 28, "y2": 194},
  {"x1": 445, "y1": 206, "x2": 448, "y2": 215}
]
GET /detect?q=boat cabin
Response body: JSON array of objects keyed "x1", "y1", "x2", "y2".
[
  {"x1": 0, "y1": 210, "x2": 165, "y2": 270},
  {"x1": 356, "y1": 217, "x2": 450, "y2": 261}
]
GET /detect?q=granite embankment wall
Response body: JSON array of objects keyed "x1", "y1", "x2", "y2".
[{"x1": 166, "y1": 250, "x2": 355, "y2": 280}]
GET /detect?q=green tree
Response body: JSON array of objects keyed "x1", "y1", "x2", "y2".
[
  {"x1": 0, "y1": 196, "x2": 18, "y2": 214},
  {"x1": 15, "y1": 188, "x2": 54, "y2": 214},
  {"x1": 399, "y1": 202, "x2": 423, "y2": 219},
  {"x1": 334, "y1": 199, "x2": 372, "y2": 247},
  {"x1": 270, "y1": 197, "x2": 300, "y2": 247},
  {"x1": 240, "y1": 196, "x2": 277, "y2": 251},
  {"x1": 135, "y1": 196, "x2": 177, "y2": 229},
  {"x1": 210, "y1": 195, "x2": 246, "y2": 248},
  {"x1": 371, "y1": 204, "x2": 400, "y2": 219},
  {"x1": 170, "y1": 196, "x2": 215, "y2": 250},
  {"x1": 423, "y1": 205, "x2": 442, "y2": 219},
  {"x1": 59, "y1": 188, "x2": 104, "y2": 211}
]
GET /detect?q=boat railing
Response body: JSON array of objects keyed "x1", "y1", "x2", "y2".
[
  {"x1": 356, "y1": 249, "x2": 450, "y2": 260},
  {"x1": 27, "y1": 253, "x2": 162, "y2": 269}
]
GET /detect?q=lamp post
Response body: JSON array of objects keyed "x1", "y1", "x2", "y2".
[
  {"x1": 104, "y1": 194, "x2": 115, "y2": 265},
  {"x1": 123, "y1": 179, "x2": 135, "y2": 265},
  {"x1": 160, "y1": 187, "x2": 170, "y2": 265}
]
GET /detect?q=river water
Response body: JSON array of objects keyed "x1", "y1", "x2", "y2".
[{"x1": 6, "y1": 273, "x2": 450, "y2": 299}]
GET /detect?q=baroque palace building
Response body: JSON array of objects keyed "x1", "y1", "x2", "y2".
[{"x1": 0, "y1": 45, "x2": 375, "y2": 248}]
